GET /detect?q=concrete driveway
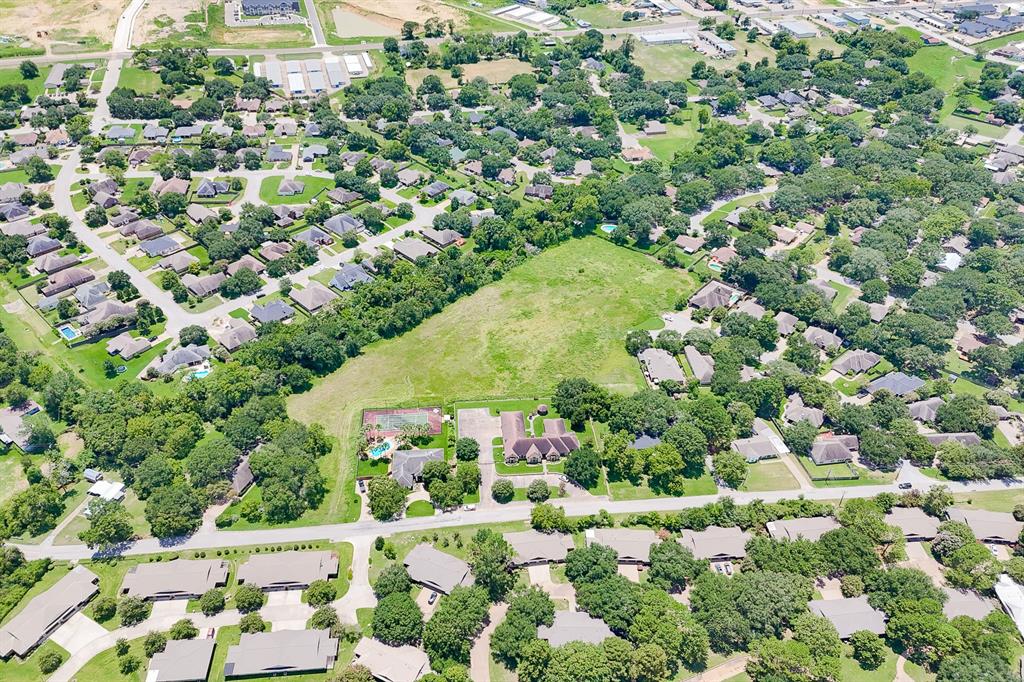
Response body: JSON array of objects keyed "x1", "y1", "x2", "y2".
[
  {"x1": 267, "y1": 590, "x2": 302, "y2": 606},
  {"x1": 150, "y1": 600, "x2": 188, "y2": 620},
  {"x1": 901, "y1": 541, "x2": 945, "y2": 584},
  {"x1": 415, "y1": 587, "x2": 440, "y2": 618},
  {"x1": 618, "y1": 564, "x2": 641, "y2": 583},
  {"x1": 457, "y1": 408, "x2": 502, "y2": 505},
  {"x1": 528, "y1": 564, "x2": 577, "y2": 608},
  {"x1": 457, "y1": 408, "x2": 501, "y2": 443},
  {"x1": 50, "y1": 613, "x2": 108, "y2": 654}
]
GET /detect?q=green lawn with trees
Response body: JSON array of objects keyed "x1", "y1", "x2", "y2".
[{"x1": 290, "y1": 237, "x2": 693, "y2": 523}]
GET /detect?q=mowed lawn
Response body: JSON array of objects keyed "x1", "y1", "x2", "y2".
[
  {"x1": 289, "y1": 237, "x2": 694, "y2": 520},
  {"x1": 258, "y1": 175, "x2": 334, "y2": 205}
]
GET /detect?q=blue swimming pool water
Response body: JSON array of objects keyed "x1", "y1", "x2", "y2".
[
  {"x1": 369, "y1": 441, "x2": 392, "y2": 458},
  {"x1": 58, "y1": 325, "x2": 79, "y2": 340},
  {"x1": 190, "y1": 369, "x2": 211, "y2": 380},
  {"x1": 600, "y1": 224, "x2": 617, "y2": 234}
]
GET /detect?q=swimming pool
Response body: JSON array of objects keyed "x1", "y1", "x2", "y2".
[
  {"x1": 707, "y1": 260, "x2": 724, "y2": 272},
  {"x1": 600, "y1": 224, "x2": 617, "y2": 234},
  {"x1": 190, "y1": 369, "x2": 211, "y2": 380},
  {"x1": 57, "y1": 325, "x2": 81, "y2": 341},
  {"x1": 369, "y1": 440, "x2": 393, "y2": 459}
]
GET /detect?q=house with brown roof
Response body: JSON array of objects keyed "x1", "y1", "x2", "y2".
[{"x1": 501, "y1": 411, "x2": 579, "y2": 464}]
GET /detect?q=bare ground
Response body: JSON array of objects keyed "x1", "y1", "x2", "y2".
[
  {"x1": 0, "y1": 0, "x2": 129, "y2": 52},
  {"x1": 336, "y1": 0, "x2": 467, "y2": 31},
  {"x1": 136, "y1": 0, "x2": 205, "y2": 44}
]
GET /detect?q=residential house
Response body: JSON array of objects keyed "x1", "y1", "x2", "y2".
[
  {"x1": 289, "y1": 282, "x2": 338, "y2": 314},
  {"x1": 501, "y1": 410, "x2": 579, "y2": 464}
]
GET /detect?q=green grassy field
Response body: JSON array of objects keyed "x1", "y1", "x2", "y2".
[
  {"x1": 405, "y1": 499, "x2": 435, "y2": 517},
  {"x1": 739, "y1": 459, "x2": 800, "y2": 492},
  {"x1": 569, "y1": 4, "x2": 661, "y2": 28},
  {"x1": 258, "y1": 175, "x2": 334, "y2": 205},
  {"x1": 289, "y1": 237, "x2": 694, "y2": 524},
  {"x1": 628, "y1": 107, "x2": 708, "y2": 161},
  {"x1": 117, "y1": 66, "x2": 161, "y2": 93},
  {"x1": 0, "y1": 64, "x2": 50, "y2": 101}
]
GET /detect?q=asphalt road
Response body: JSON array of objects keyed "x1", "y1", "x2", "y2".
[{"x1": 14, "y1": 467, "x2": 1018, "y2": 562}]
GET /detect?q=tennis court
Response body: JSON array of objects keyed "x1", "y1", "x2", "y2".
[{"x1": 362, "y1": 406, "x2": 443, "y2": 436}]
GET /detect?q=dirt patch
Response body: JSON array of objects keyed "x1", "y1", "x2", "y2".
[
  {"x1": 2, "y1": 300, "x2": 26, "y2": 314},
  {"x1": 59, "y1": 431, "x2": 86, "y2": 460},
  {"x1": 335, "y1": 0, "x2": 467, "y2": 32},
  {"x1": 1, "y1": 0, "x2": 128, "y2": 52},
  {"x1": 406, "y1": 58, "x2": 533, "y2": 90},
  {"x1": 331, "y1": 8, "x2": 399, "y2": 37},
  {"x1": 136, "y1": 0, "x2": 205, "y2": 44}
]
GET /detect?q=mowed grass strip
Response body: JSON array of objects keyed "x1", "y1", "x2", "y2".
[{"x1": 288, "y1": 236, "x2": 694, "y2": 522}]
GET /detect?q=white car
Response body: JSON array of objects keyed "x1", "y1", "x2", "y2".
[{"x1": 463, "y1": 504, "x2": 476, "y2": 511}]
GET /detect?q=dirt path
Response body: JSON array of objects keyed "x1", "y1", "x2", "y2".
[
  {"x1": 895, "y1": 655, "x2": 914, "y2": 682},
  {"x1": 692, "y1": 654, "x2": 750, "y2": 681}
]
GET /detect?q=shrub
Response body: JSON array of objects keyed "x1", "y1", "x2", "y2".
[
  {"x1": 199, "y1": 588, "x2": 225, "y2": 616},
  {"x1": 526, "y1": 479, "x2": 550, "y2": 503},
  {"x1": 115, "y1": 638, "x2": 130, "y2": 656},
  {"x1": 91, "y1": 595, "x2": 117, "y2": 622},
  {"x1": 239, "y1": 612, "x2": 266, "y2": 634},
  {"x1": 492, "y1": 479, "x2": 515, "y2": 503},
  {"x1": 118, "y1": 655, "x2": 140, "y2": 674},
  {"x1": 38, "y1": 650, "x2": 63, "y2": 674},
  {"x1": 840, "y1": 574, "x2": 865, "y2": 598},
  {"x1": 305, "y1": 579, "x2": 337, "y2": 607},
  {"x1": 234, "y1": 584, "x2": 266, "y2": 613},
  {"x1": 169, "y1": 618, "x2": 198, "y2": 640}
]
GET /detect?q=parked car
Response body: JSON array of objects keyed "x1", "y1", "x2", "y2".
[
  {"x1": 428, "y1": 591, "x2": 438, "y2": 605},
  {"x1": 463, "y1": 504, "x2": 476, "y2": 511},
  {"x1": 898, "y1": 482, "x2": 913, "y2": 490}
]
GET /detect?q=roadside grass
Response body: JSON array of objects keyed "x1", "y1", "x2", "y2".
[
  {"x1": 406, "y1": 500, "x2": 435, "y2": 517},
  {"x1": 739, "y1": 459, "x2": 800, "y2": 492},
  {"x1": 607, "y1": 473, "x2": 717, "y2": 501},
  {"x1": 952, "y1": 489, "x2": 1023, "y2": 513},
  {"x1": 0, "y1": 640, "x2": 68, "y2": 682},
  {"x1": 289, "y1": 237, "x2": 693, "y2": 525}
]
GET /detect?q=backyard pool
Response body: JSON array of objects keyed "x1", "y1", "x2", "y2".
[
  {"x1": 190, "y1": 369, "x2": 211, "y2": 380},
  {"x1": 707, "y1": 259, "x2": 724, "y2": 272},
  {"x1": 369, "y1": 439, "x2": 394, "y2": 459},
  {"x1": 600, "y1": 224, "x2": 617, "y2": 234},
  {"x1": 57, "y1": 325, "x2": 81, "y2": 341}
]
